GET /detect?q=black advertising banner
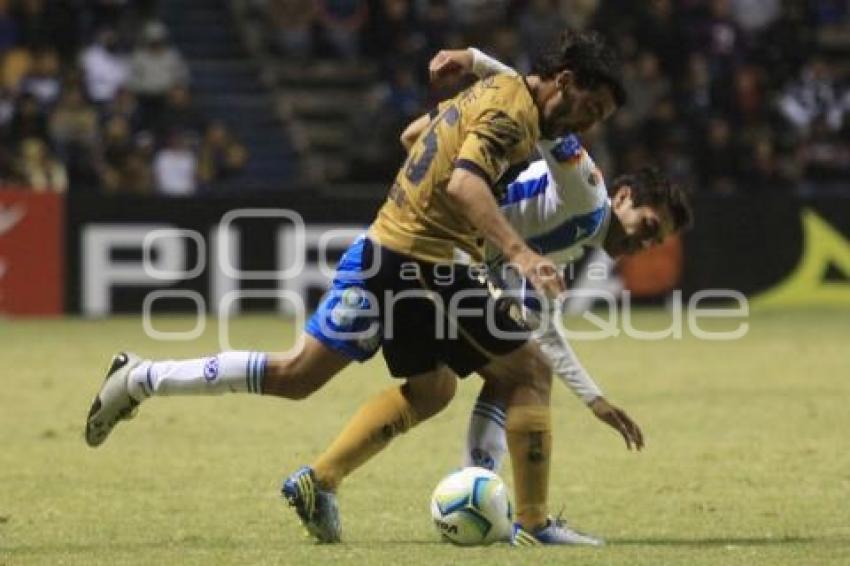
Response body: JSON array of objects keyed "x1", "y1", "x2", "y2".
[
  {"x1": 65, "y1": 194, "x2": 379, "y2": 315},
  {"x1": 64, "y1": 193, "x2": 850, "y2": 315},
  {"x1": 681, "y1": 194, "x2": 850, "y2": 307}
]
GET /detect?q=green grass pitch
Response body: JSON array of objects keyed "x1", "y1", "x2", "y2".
[{"x1": 1, "y1": 309, "x2": 849, "y2": 565}]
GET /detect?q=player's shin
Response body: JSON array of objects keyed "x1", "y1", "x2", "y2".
[
  {"x1": 464, "y1": 391, "x2": 508, "y2": 472},
  {"x1": 126, "y1": 351, "x2": 266, "y2": 401},
  {"x1": 505, "y1": 403, "x2": 552, "y2": 530},
  {"x1": 312, "y1": 370, "x2": 455, "y2": 491},
  {"x1": 312, "y1": 385, "x2": 420, "y2": 491}
]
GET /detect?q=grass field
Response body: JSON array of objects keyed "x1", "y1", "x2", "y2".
[{"x1": 1, "y1": 309, "x2": 849, "y2": 565}]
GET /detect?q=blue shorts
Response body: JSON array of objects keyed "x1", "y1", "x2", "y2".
[{"x1": 305, "y1": 235, "x2": 381, "y2": 362}]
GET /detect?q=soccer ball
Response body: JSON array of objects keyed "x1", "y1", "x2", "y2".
[{"x1": 430, "y1": 467, "x2": 513, "y2": 546}]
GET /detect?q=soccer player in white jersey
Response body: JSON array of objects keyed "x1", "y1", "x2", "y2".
[
  {"x1": 417, "y1": 48, "x2": 691, "y2": 489},
  {"x1": 84, "y1": 46, "x2": 691, "y2": 545}
]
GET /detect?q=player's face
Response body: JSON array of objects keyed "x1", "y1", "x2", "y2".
[
  {"x1": 610, "y1": 186, "x2": 675, "y2": 256},
  {"x1": 540, "y1": 72, "x2": 618, "y2": 137}
]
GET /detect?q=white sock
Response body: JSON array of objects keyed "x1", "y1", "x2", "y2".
[
  {"x1": 463, "y1": 398, "x2": 508, "y2": 472},
  {"x1": 127, "y1": 351, "x2": 266, "y2": 401}
]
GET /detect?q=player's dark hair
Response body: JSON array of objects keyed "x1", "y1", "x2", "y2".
[
  {"x1": 610, "y1": 167, "x2": 694, "y2": 231},
  {"x1": 531, "y1": 29, "x2": 627, "y2": 107}
]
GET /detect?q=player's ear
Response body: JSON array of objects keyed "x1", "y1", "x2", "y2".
[
  {"x1": 613, "y1": 184, "x2": 632, "y2": 206},
  {"x1": 555, "y1": 69, "x2": 573, "y2": 91}
]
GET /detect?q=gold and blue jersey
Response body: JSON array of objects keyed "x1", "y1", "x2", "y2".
[{"x1": 369, "y1": 74, "x2": 541, "y2": 264}]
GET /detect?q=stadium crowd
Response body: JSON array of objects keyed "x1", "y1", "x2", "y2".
[
  {"x1": 0, "y1": 0, "x2": 847, "y2": 195},
  {"x1": 259, "y1": 0, "x2": 849, "y2": 194},
  {"x1": 0, "y1": 0, "x2": 246, "y2": 195}
]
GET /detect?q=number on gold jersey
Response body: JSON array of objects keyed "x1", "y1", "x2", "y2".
[{"x1": 405, "y1": 105, "x2": 460, "y2": 185}]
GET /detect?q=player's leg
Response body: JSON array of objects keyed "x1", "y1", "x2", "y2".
[
  {"x1": 476, "y1": 340, "x2": 554, "y2": 533},
  {"x1": 311, "y1": 367, "x2": 457, "y2": 490},
  {"x1": 84, "y1": 337, "x2": 353, "y2": 447},
  {"x1": 129, "y1": 335, "x2": 351, "y2": 400},
  {"x1": 462, "y1": 378, "x2": 510, "y2": 472},
  {"x1": 85, "y1": 236, "x2": 376, "y2": 447},
  {"x1": 282, "y1": 366, "x2": 456, "y2": 542}
]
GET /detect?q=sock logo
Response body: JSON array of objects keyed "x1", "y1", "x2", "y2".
[
  {"x1": 203, "y1": 357, "x2": 220, "y2": 382},
  {"x1": 471, "y1": 448, "x2": 495, "y2": 471}
]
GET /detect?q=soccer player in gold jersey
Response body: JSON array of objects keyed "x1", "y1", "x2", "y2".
[
  {"x1": 282, "y1": 29, "x2": 627, "y2": 545},
  {"x1": 85, "y1": 30, "x2": 627, "y2": 546}
]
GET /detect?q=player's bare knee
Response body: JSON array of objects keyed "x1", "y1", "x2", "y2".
[{"x1": 403, "y1": 369, "x2": 457, "y2": 419}]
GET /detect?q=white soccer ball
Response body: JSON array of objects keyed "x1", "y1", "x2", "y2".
[{"x1": 430, "y1": 467, "x2": 513, "y2": 546}]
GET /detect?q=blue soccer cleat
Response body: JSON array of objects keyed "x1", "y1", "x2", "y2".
[
  {"x1": 281, "y1": 466, "x2": 341, "y2": 543},
  {"x1": 512, "y1": 516, "x2": 604, "y2": 547}
]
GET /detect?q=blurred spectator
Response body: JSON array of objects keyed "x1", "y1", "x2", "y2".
[
  {"x1": 153, "y1": 132, "x2": 197, "y2": 196},
  {"x1": 633, "y1": 0, "x2": 687, "y2": 77},
  {"x1": 49, "y1": 84, "x2": 98, "y2": 155},
  {"x1": 267, "y1": 0, "x2": 317, "y2": 58},
  {"x1": 679, "y1": 53, "x2": 714, "y2": 124},
  {"x1": 800, "y1": 117, "x2": 850, "y2": 184},
  {"x1": 13, "y1": 0, "x2": 78, "y2": 55},
  {"x1": 730, "y1": 0, "x2": 781, "y2": 36},
  {"x1": 13, "y1": 137, "x2": 67, "y2": 192},
  {"x1": 622, "y1": 51, "x2": 670, "y2": 128},
  {"x1": 122, "y1": 149, "x2": 154, "y2": 193},
  {"x1": 729, "y1": 64, "x2": 765, "y2": 121},
  {"x1": 316, "y1": 0, "x2": 368, "y2": 59},
  {"x1": 347, "y1": 83, "x2": 407, "y2": 182},
  {"x1": 2, "y1": 48, "x2": 33, "y2": 91},
  {"x1": 449, "y1": 0, "x2": 509, "y2": 28},
  {"x1": 90, "y1": 0, "x2": 129, "y2": 30},
  {"x1": 695, "y1": 0, "x2": 745, "y2": 84},
  {"x1": 519, "y1": 0, "x2": 563, "y2": 60},
  {"x1": 49, "y1": 84, "x2": 99, "y2": 186},
  {"x1": 488, "y1": 26, "x2": 521, "y2": 68},
  {"x1": 0, "y1": 0, "x2": 17, "y2": 51},
  {"x1": 19, "y1": 49, "x2": 61, "y2": 107},
  {"x1": 198, "y1": 122, "x2": 248, "y2": 185},
  {"x1": 811, "y1": 0, "x2": 848, "y2": 26},
  {"x1": 154, "y1": 86, "x2": 205, "y2": 142},
  {"x1": 98, "y1": 115, "x2": 133, "y2": 191},
  {"x1": 740, "y1": 137, "x2": 794, "y2": 192},
  {"x1": 98, "y1": 115, "x2": 154, "y2": 194},
  {"x1": 696, "y1": 117, "x2": 739, "y2": 194},
  {"x1": 364, "y1": 0, "x2": 424, "y2": 71},
  {"x1": 102, "y1": 87, "x2": 141, "y2": 130},
  {"x1": 7, "y1": 93, "x2": 48, "y2": 143},
  {"x1": 80, "y1": 29, "x2": 130, "y2": 104},
  {"x1": 779, "y1": 59, "x2": 848, "y2": 136},
  {"x1": 559, "y1": 0, "x2": 601, "y2": 30},
  {"x1": 13, "y1": 0, "x2": 55, "y2": 49},
  {"x1": 0, "y1": 86, "x2": 14, "y2": 127},
  {"x1": 420, "y1": 0, "x2": 456, "y2": 56},
  {"x1": 128, "y1": 21, "x2": 189, "y2": 120}
]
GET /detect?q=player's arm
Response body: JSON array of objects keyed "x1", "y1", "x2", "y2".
[
  {"x1": 420, "y1": 47, "x2": 516, "y2": 152},
  {"x1": 533, "y1": 316, "x2": 643, "y2": 450},
  {"x1": 430, "y1": 47, "x2": 517, "y2": 84},
  {"x1": 448, "y1": 169, "x2": 563, "y2": 297},
  {"x1": 400, "y1": 113, "x2": 430, "y2": 151}
]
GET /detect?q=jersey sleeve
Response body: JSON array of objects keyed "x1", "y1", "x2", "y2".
[{"x1": 455, "y1": 79, "x2": 533, "y2": 187}]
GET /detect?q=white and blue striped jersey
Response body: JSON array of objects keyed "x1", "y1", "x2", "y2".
[{"x1": 487, "y1": 134, "x2": 611, "y2": 267}]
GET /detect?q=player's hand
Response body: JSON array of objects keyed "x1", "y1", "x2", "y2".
[
  {"x1": 589, "y1": 397, "x2": 644, "y2": 451},
  {"x1": 510, "y1": 248, "x2": 566, "y2": 300},
  {"x1": 429, "y1": 49, "x2": 473, "y2": 85}
]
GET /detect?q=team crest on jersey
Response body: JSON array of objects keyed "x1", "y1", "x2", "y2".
[
  {"x1": 203, "y1": 357, "x2": 219, "y2": 382},
  {"x1": 550, "y1": 134, "x2": 582, "y2": 162}
]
